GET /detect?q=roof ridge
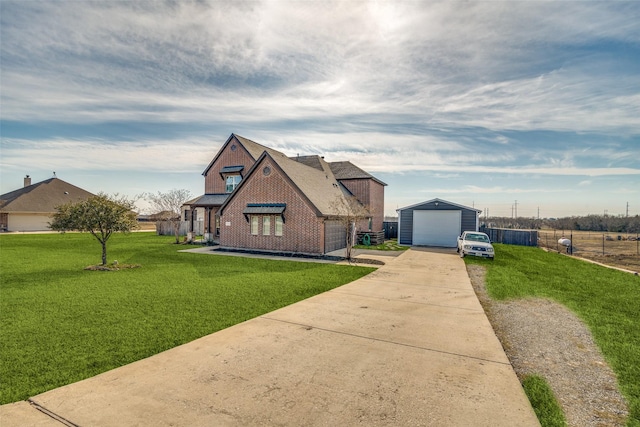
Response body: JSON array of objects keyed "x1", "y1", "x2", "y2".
[
  {"x1": 232, "y1": 134, "x2": 288, "y2": 160},
  {"x1": 264, "y1": 151, "x2": 350, "y2": 216},
  {"x1": 0, "y1": 178, "x2": 95, "y2": 213},
  {"x1": 1, "y1": 177, "x2": 54, "y2": 201}
]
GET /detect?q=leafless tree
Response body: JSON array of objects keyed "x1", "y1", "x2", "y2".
[
  {"x1": 329, "y1": 195, "x2": 372, "y2": 260},
  {"x1": 144, "y1": 189, "x2": 192, "y2": 244}
]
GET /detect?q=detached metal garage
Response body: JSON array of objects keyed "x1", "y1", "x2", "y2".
[{"x1": 397, "y1": 199, "x2": 480, "y2": 247}]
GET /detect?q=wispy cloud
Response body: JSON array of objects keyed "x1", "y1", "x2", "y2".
[
  {"x1": 1, "y1": 1, "x2": 638, "y2": 215},
  {"x1": 423, "y1": 186, "x2": 571, "y2": 195}
]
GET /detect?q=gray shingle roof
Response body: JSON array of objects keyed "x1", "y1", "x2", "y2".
[
  {"x1": 294, "y1": 157, "x2": 386, "y2": 186},
  {"x1": 243, "y1": 204, "x2": 287, "y2": 215},
  {"x1": 220, "y1": 165, "x2": 244, "y2": 174},
  {"x1": 259, "y1": 152, "x2": 356, "y2": 217},
  {"x1": 290, "y1": 155, "x2": 324, "y2": 171},
  {"x1": 209, "y1": 133, "x2": 383, "y2": 216},
  {"x1": 232, "y1": 134, "x2": 286, "y2": 161},
  {"x1": 186, "y1": 194, "x2": 229, "y2": 207},
  {"x1": 0, "y1": 178, "x2": 95, "y2": 213}
]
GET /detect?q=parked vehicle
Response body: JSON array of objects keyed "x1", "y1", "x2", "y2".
[{"x1": 457, "y1": 231, "x2": 495, "y2": 259}]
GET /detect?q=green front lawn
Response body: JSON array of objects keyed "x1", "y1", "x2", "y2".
[
  {"x1": 522, "y1": 375, "x2": 567, "y2": 427},
  {"x1": 465, "y1": 244, "x2": 640, "y2": 427},
  {"x1": 353, "y1": 238, "x2": 408, "y2": 251},
  {"x1": 0, "y1": 233, "x2": 374, "y2": 404}
]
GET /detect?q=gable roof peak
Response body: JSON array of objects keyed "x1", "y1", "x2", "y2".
[
  {"x1": 202, "y1": 133, "x2": 289, "y2": 176},
  {"x1": 220, "y1": 150, "x2": 355, "y2": 217}
]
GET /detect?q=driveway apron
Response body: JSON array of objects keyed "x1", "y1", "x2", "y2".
[{"x1": 1, "y1": 248, "x2": 539, "y2": 426}]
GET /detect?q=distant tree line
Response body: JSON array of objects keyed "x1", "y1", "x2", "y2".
[{"x1": 483, "y1": 214, "x2": 640, "y2": 234}]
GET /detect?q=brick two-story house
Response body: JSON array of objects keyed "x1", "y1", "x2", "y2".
[{"x1": 185, "y1": 133, "x2": 385, "y2": 255}]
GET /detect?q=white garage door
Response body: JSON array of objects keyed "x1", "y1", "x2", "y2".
[
  {"x1": 8, "y1": 214, "x2": 52, "y2": 232},
  {"x1": 412, "y1": 210, "x2": 461, "y2": 247}
]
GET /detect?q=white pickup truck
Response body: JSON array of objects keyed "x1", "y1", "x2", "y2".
[{"x1": 457, "y1": 231, "x2": 495, "y2": 260}]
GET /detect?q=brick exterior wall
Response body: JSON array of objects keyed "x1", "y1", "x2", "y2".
[
  {"x1": 339, "y1": 179, "x2": 385, "y2": 232},
  {"x1": 341, "y1": 179, "x2": 370, "y2": 206},
  {"x1": 369, "y1": 180, "x2": 385, "y2": 232},
  {"x1": 220, "y1": 158, "x2": 325, "y2": 254},
  {"x1": 204, "y1": 140, "x2": 256, "y2": 194}
]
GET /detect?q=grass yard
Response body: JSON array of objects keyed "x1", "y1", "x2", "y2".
[
  {"x1": 353, "y1": 238, "x2": 408, "y2": 251},
  {"x1": 0, "y1": 232, "x2": 374, "y2": 404},
  {"x1": 465, "y1": 244, "x2": 640, "y2": 426},
  {"x1": 522, "y1": 375, "x2": 567, "y2": 427}
]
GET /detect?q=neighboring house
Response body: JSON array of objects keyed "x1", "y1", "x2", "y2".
[
  {"x1": 185, "y1": 133, "x2": 386, "y2": 255},
  {"x1": 397, "y1": 198, "x2": 481, "y2": 248},
  {"x1": 0, "y1": 176, "x2": 96, "y2": 232}
]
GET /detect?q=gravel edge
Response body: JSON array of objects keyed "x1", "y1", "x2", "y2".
[{"x1": 466, "y1": 264, "x2": 629, "y2": 427}]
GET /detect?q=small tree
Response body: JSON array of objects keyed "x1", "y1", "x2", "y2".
[
  {"x1": 330, "y1": 195, "x2": 372, "y2": 260},
  {"x1": 50, "y1": 193, "x2": 138, "y2": 266},
  {"x1": 144, "y1": 189, "x2": 192, "y2": 244}
]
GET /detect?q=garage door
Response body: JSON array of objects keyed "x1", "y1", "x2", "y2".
[
  {"x1": 8, "y1": 214, "x2": 52, "y2": 232},
  {"x1": 412, "y1": 210, "x2": 461, "y2": 247}
]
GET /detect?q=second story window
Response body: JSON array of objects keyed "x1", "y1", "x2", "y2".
[{"x1": 226, "y1": 175, "x2": 242, "y2": 193}]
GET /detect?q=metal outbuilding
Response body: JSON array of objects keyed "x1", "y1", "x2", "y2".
[{"x1": 397, "y1": 198, "x2": 481, "y2": 247}]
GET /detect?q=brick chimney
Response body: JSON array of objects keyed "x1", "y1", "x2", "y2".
[{"x1": 24, "y1": 175, "x2": 31, "y2": 187}]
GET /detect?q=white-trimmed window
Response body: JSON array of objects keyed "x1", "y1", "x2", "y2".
[
  {"x1": 251, "y1": 216, "x2": 259, "y2": 235},
  {"x1": 275, "y1": 216, "x2": 283, "y2": 236},
  {"x1": 263, "y1": 216, "x2": 271, "y2": 235},
  {"x1": 226, "y1": 175, "x2": 242, "y2": 193}
]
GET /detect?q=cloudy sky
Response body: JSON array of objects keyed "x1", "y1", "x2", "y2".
[{"x1": 1, "y1": 1, "x2": 638, "y2": 218}]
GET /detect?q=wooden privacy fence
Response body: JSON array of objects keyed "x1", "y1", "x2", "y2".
[
  {"x1": 383, "y1": 221, "x2": 398, "y2": 239},
  {"x1": 156, "y1": 220, "x2": 204, "y2": 236},
  {"x1": 481, "y1": 227, "x2": 538, "y2": 247}
]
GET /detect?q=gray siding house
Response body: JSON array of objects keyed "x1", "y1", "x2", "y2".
[{"x1": 397, "y1": 198, "x2": 480, "y2": 247}]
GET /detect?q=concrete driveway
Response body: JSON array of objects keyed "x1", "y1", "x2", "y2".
[{"x1": 1, "y1": 248, "x2": 539, "y2": 426}]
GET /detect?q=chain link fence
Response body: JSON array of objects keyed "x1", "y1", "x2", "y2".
[{"x1": 538, "y1": 230, "x2": 639, "y2": 256}]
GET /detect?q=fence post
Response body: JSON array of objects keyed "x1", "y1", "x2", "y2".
[
  {"x1": 602, "y1": 234, "x2": 605, "y2": 256},
  {"x1": 570, "y1": 230, "x2": 573, "y2": 255}
]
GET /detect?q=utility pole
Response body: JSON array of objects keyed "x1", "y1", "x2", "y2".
[
  {"x1": 514, "y1": 200, "x2": 518, "y2": 219},
  {"x1": 627, "y1": 202, "x2": 629, "y2": 217},
  {"x1": 537, "y1": 206, "x2": 540, "y2": 220}
]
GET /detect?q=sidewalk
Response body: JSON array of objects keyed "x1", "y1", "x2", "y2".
[{"x1": 1, "y1": 248, "x2": 539, "y2": 426}]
